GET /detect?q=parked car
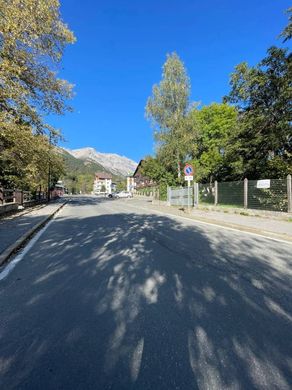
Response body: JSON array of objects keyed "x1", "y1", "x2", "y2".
[
  {"x1": 116, "y1": 191, "x2": 133, "y2": 198},
  {"x1": 108, "y1": 192, "x2": 118, "y2": 198}
]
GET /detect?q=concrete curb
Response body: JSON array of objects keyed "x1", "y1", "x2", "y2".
[
  {"x1": 129, "y1": 202, "x2": 292, "y2": 244},
  {"x1": 0, "y1": 201, "x2": 47, "y2": 222},
  {"x1": 0, "y1": 200, "x2": 68, "y2": 267},
  {"x1": 186, "y1": 214, "x2": 292, "y2": 243}
]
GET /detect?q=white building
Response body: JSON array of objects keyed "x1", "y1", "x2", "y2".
[
  {"x1": 93, "y1": 172, "x2": 112, "y2": 194},
  {"x1": 127, "y1": 176, "x2": 136, "y2": 193}
]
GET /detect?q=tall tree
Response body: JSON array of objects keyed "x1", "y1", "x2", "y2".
[
  {"x1": 187, "y1": 103, "x2": 239, "y2": 182},
  {"x1": 280, "y1": 7, "x2": 292, "y2": 42},
  {"x1": 0, "y1": 0, "x2": 75, "y2": 189},
  {"x1": 224, "y1": 47, "x2": 292, "y2": 178},
  {"x1": 145, "y1": 53, "x2": 191, "y2": 179}
]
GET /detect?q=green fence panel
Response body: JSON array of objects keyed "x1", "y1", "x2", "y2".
[
  {"x1": 199, "y1": 183, "x2": 215, "y2": 205},
  {"x1": 218, "y1": 181, "x2": 244, "y2": 208},
  {"x1": 248, "y1": 179, "x2": 288, "y2": 212}
]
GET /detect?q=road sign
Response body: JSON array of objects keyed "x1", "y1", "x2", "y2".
[
  {"x1": 184, "y1": 164, "x2": 193, "y2": 176},
  {"x1": 185, "y1": 176, "x2": 193, "y2": 181}
]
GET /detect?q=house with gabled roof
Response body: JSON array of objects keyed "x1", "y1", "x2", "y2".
[{"x1": 93, "y1": 172, "x2": 112, "y2": 194}]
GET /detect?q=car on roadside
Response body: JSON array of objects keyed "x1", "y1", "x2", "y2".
[
  {"x1": 116, "y1": 191, "x2": 133, "y2": 198},
  {"x1": 108, "y1": 192, "x2": 118, "y2": 198}
]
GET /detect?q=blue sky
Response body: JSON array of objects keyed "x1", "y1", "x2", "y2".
[{"x1": 53, "y1": 0, "x2": 291, "y2": 162}]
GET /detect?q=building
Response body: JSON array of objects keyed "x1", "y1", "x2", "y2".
[
  {"x1": 132, "y1": 160, "x2": 153, "y2": 190},
  {"x1": 127, "y1": 176, "x2": 135, "y2": 193},
  {"x1": 93, "y1": 172, "x2": 112, "y2": 194}
]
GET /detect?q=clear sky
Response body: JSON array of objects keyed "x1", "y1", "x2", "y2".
[{"x1": 53, "y1": 0, "x2": 291, "y2": 162}]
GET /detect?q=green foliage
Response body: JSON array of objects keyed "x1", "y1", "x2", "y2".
[
  {"x1": 144, "y1": 8, "x2": 291, "y2": 187},
  {"x1": 0, "y1": 0, "x2": 75, "y2": 190},
  {"x1": 225, "y1": 47, "x2": 292, "y2": 179},
  {"x1": 0, "y1": 0, "x2": 75, "y2": 131},
  {"x1": 280, "y1": 7, "x2": 292, "y2": 42},
  {"x1": 116, "y1": 181, "x2": 126, "y2": 192},
  {"x1": 0, "y1": 122, "x2": 64, "y2": 190},
  {"x1": 141, "y1": 156, "x2": 177, "y2": 186},
  {"x1": 187, "y1": 103, "x2": 239, "y2": 182},
  {"x1": 146, "y1": 53, "x2": 193, "y2": 178}
]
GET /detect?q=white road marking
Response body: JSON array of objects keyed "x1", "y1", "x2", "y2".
[
  {"x1": 124, "y1": 202, "x2": 292, "y2": 246},
  {"x1": 0, "y1": 209, "x2": 62, "y2": 281}
]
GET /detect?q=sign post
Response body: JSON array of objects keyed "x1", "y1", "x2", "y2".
[{"x1": 184, "y1": 164, "x2": 194, "y2": 210}]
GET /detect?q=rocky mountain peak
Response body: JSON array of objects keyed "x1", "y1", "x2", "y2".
[{"x1": 65, "y1": 147, "x2": 138, "y2": 177}]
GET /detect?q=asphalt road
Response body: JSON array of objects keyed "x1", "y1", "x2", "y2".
[{"x1": 1, "y1": 196, "x2": 292, "y2": 390}]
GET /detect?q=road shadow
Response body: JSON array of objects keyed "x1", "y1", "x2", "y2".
[{"x1": 0, "y1": 206, "x2": 292, "y2": 389}]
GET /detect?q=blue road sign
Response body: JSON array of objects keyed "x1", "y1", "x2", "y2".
[{"x1": 184, "y1": 164, "x2": 193, "y2": 176}]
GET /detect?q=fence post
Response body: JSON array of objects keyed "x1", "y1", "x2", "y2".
[
  {"x1": 287, "y1": 174, "x2": 292, "y2": 213},
  {"x1": 244, "y1": 178, "x2": 248, "y2": 209},
  {"x1": 214, "y1": 181, "x2": 218, "y2": 206},
  {"x1": 167, "y1": 186, "x2": 171, "y2": 206},
  {"x1": 193, "y1": 182, "x2": 199, "y2": 207}
]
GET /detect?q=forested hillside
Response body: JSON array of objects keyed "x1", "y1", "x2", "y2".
[{"x1": 60, "y1": 149, "x2": 123, "y2": 194}]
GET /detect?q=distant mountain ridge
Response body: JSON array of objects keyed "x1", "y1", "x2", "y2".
[
  {"x1": 65, "y1": 147, "x2": 137, "y2": 177},
  {"x1": 58, "y1": 148, "x2": 129, "y2": 194}
]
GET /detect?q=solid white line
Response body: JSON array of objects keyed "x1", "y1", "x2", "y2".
[
  {"x1": 125, "y1": 202, "x2": 292, "y2": 246},
  {"x1": 0, "y1": 211, "x2": 60, "y2": 281}
]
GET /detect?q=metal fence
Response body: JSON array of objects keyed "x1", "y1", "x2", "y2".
[
  {"x1": 199, "y1": 183, "x2": 215, "y2": 205},
  {"x1": 168, "y1": 175, "x2": 292, "y2": 213},
  {"x1": 168, "y1": 187, "x2": 193, "y2": 207},
  {"x1": 218, "y1": 181, "x2": 244, "y2": 208},
  {"x1": 247, "y1": 179, "x2": 288, "y2": 212}
]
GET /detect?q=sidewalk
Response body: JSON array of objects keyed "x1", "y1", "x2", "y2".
[
  {"x1": 0, "y1": 199, "x2": 67, "y2": 265},
  {"x1": 146, "y1": 200, "x2": 292, "y2": 242}
]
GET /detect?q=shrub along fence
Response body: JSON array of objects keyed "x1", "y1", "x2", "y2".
[
  {"x1": 167, "y1": 175, "x2": 292, "y2": 213},
  {"x1": 136, "y1": 184, "x2": 168, "y2": 201}
]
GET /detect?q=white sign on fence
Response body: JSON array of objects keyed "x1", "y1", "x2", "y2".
[
  {"x1": 257, "y1": 179, "x2": 270, "y2": 189},
  {"x1": 185, "y1": 176, "x2": 193, "y2": 181}
]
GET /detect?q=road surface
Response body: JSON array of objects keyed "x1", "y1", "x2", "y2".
[{"x1": 1, "y1": 196, "x2": 292, "y2": 389}]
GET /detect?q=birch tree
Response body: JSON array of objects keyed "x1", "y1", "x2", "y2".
[{"x1": 145, "y1": 53, "x2": 191, "y2": 179}]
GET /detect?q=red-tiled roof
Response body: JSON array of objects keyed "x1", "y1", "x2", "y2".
[{"x1": 95, "y1": 172, "x2": 112, "y2": 179}]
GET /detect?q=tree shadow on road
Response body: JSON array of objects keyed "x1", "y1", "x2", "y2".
[{"x1": 0, "y1": 208, "x2": 292, "y2": 389}]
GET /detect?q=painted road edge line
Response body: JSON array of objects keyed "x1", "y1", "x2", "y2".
[
  {"x1": 125, "y1": 202, "x2": 292, "y2": 245},
  {"x1": 0, "y1": 218, "x2": 56, "y2": 281},
  {"x1": 0, "y1": 200, "x2": 68, "y2": 267}
]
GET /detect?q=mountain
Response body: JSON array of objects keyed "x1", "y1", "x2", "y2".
[
  {"x1": 59, "y1": 148, "x2": 124, "y2": 194},
  {"x1": 60, "y1": 148, "x2": 108, "y2": 176},
  {"x1": 65, "y1": 147, "x2": 137, "y2": 177}
]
